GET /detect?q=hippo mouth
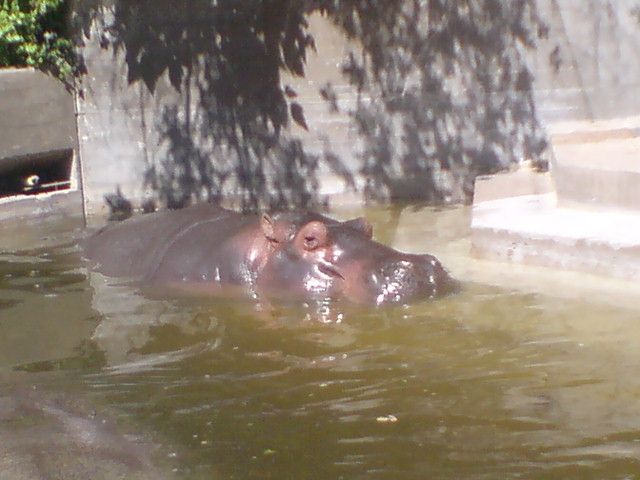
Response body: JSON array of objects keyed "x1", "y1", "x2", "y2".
[{"x1": 317, "y1": 262, "x2": 344, "y2": 280}]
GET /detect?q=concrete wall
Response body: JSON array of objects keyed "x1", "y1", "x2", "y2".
[
  {"x1": 74, "y1": 24, "x2": 164, "y2": 218},
  {"x1": 73, "y1": 7, "x2": 361, "y2": 218},
  {"x1": 533, "y1": 0, "x2": 640, "y2": 125},
  {"x1": 0, "y1": 69, "x2": 76, "y2": 161},
  {"x1": 0, "y1": 68, "x2": 83, "y2": 223},
  {"x1": 70, "y1": 1, "x2": 640, "y2": 217}
]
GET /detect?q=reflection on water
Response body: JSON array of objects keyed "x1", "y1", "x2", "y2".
[{"x1": 2, "y1": 205, "x2": 640, "y2": 479}]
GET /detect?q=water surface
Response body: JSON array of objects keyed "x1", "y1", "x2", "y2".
[{"x1": 1, "y1": 205, "x2": 640, "y2": 479}]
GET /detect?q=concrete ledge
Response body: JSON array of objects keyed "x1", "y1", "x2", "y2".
[
  {"x1": 550, "y1": 123, "x2": 640, "y2": 210},
  {"x1": 0, "y1": 190, "x2": 83, "y2": 224},
  {"x1": 0, "y1": 191, "x2": 84, "y2": 252},
  {"x1": 473, "y1": 168, "x2": 553, "y2": 203},
  {"x1": 0, "y1": 68, "x2": 84, "y2": 223},
  {"x1": 472, "y1": 194, "x2": 640, "y2": 280}
]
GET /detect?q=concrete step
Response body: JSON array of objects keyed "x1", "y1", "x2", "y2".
[
  {"x1": 471, "y1": 120, "x2": 640, "y2": 281},
  {"x1": 473, "y1": 167, "x2": 554, "y2": 204},
  {"x1": 550, "y1": 120, "x2": 640, "y2": 211},
  {"x1": 471, "y1": 193, "x2": 640, "y2": 281}
]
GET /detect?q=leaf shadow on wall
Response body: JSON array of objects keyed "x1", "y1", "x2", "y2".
[
  {"x1": 72, "y1": 0, "x2": 549, "y2": 210},
  {"x1": 73, "y1": 0, "x2": 331, "y2": 211}
]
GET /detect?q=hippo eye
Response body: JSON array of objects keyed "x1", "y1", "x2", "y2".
[
  {"x1": 304, "y1": 235, "x2": 319, "y2": 250},
  {"x1": 299, "y1": 221, "x2": 328, "y2": 251}
]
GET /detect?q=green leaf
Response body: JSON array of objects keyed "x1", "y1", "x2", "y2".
[{"x1": 0, "y1": 0, "x2": 76, "y2": 84}]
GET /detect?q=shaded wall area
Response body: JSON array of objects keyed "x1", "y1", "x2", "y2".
[
  {"x1": 70, "y1": 0, "x2": 640, "y2": 217},
  {"x1": 73, "y1": 1, "x2": 325, "y2": 216},
  {"x1": 70, "y1": 0, "x2": 549, "y2": 216}
]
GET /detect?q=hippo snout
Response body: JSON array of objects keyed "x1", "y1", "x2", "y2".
[
  {"x1": 422, "y1": 254, "x2": 461, "y2": 296},
  {"x1": 369, "y1": 255, "x2": 459, "y2": 306}
]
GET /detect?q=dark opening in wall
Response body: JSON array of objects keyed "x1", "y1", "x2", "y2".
[{"x1": 0, "y1": 150, "x2": 73, "y2": 199}]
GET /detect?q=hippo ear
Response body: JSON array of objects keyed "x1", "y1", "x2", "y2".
[
  {"x1": 299, "y1": 221, "x2": 328, "y2": 251},
  {"x1": 261, "y1": 214, "x2": 279, "y2": 243},
  {"x1": 343, "y1": 217, "x2": 373, "y2": 239}
]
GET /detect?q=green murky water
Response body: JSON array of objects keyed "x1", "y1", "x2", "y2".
[{"x1": 2, "y1": 205, "x2": 640, "y2": 479}]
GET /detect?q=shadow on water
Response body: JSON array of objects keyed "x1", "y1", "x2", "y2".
[
  {"x1": 71, "y1": 0, "x2": 549, "y2": 209},
  {"x1": 0, "y1": 370, "x2": 179, "y2": 480}
]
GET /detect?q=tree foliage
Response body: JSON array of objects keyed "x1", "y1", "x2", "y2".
[{"x1": 0, "y1": 0, "x2": 76, "y2": 84}]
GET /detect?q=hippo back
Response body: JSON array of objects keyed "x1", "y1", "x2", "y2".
[{"x1": 83, "y1": 204, "x2": 241, "y2": 280}]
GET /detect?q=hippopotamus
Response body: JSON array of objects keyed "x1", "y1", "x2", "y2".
[{"x1": 83, "y1": 203, "x2": 458, "y2": 306}]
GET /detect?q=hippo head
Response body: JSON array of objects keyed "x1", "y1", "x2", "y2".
[{"x1": 255, "y1": 212, "x2": 459, "y2": 306}]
